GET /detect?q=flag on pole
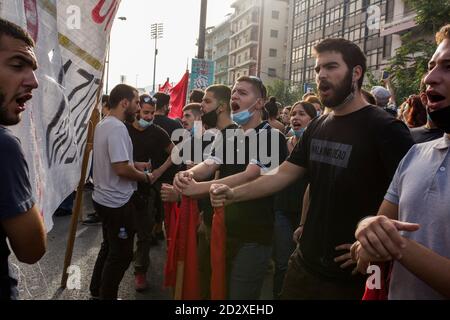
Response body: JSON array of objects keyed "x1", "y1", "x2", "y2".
[
  {"x1": 164, "y1": 201, "x2": 180, "y2": 288},
  {"x1": 168, "y1": 71, "x2": 189, "y2": 120},
  {"x1": 1, "y1": 0, "x2": 120, "y2": 231},
  {"x1": 172, "y1": 196, "x2": 200, "y2": 300},
  {"x1": 210, "y1": 206, "x2": 227, "y2": 300}
]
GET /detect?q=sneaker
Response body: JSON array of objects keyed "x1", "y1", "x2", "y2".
[
  {"x1": 82, "y1": 213, "x2": 101, "y2": 226},
  {"x1": 134, "y1": 273, "x2": 148, "y2": 292}
]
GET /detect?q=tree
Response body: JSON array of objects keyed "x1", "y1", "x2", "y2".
[
  {"x1": 387, "y1": 0, "x2": 450, "y2": 104},
  {"x1": 266, "y1": 79, "x2": 304, "y2": 106}
]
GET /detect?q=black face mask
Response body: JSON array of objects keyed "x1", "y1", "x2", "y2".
[
  {"x1": 428, "y1": 106, "x2": 450, "y2": 133},
  {"x1": 201, "y1": 108, "x2": 219, "y2": 129}
]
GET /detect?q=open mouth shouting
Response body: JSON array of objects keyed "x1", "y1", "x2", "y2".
[
  {"x1": 231, "y1": 101, "x2": 241, "y2": 112},
  {"x1": 318, "y1": 82, "x2": 332, "y2": 96},
  {"x1": 14, "y1": 93, "x2": 33, "y2": 113},
  {"x1": 426, "y1": 90, "x2": 447, "y2": 110}
]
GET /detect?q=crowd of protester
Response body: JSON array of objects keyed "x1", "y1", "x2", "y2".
[{"x1": 1, "y1": 17, "x2": 449, "y2": 300}]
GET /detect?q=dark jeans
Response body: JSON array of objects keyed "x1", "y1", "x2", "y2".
[
  {"x1": 281, "y1": 247, "x2": 365, "y2": 300},
  {"x1": 133, "y1": 189, "x2": 157, "y2": 274},
  {"x1": 89, "y1": 198, "x2": 136, "y2": 300},
  {"x1": 273, "y1": 210, "x2": 296, "y2": 299}
]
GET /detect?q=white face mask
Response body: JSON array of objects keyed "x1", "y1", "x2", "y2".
[{"x1": 138, "y1": 118, "x2": 153, "y2": 129}]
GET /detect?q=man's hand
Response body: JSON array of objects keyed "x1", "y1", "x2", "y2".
[
  {"x1": 292, "y1": 225, "x2": 304, "y2": 245},
  {"x1": 210, "y1": 184, "x2": 234, "y2": 207},
  {"x1": 356, "y1": 216, "x2": 419, "y2": 261},
  {"x1": 334, "y1": 243, "x2": 357, "y2": 273},
  {"x1": 179, "y1": 178, "x2": 201, "y2": 197},
  {"x1": 161, "y1": 183, "x2": 181, "y2": 203},
  {"x1": 173, "y1": 171, "x2": 194, "y2": 193},
  {"x1": 134, "y1": 162, "x2": 150, "y2": 172}
]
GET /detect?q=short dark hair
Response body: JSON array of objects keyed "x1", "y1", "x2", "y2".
[
  {"x1": 189, "y1": 89, "x2": 205, "y2": 103},
  {"x1": 183, "y1": 103, "x2": 202, "y2": 117},
  {"x1": 265, "y1": 97, "x2": 279, "y2": 118},
  {"x1": 236, "y1": 76, "x2": 267, "y2": 100},
  {"x1": 108, "y1": 84, "x2": 137, "y2": 109},
  {"x1": 313, "y1": 38, "x2": 367, "y2": 88},
  {"x1": 436, "y1": 24, "x2": 450, "y2": 45},
  {"x1": 154, "y1": 92, "x2": 170, "y2": 110},
  {"x1": 0, "y1": 18, "x2": 35, "y2": 48},
  {"x1": 291, "y1": 101, "x2": 317, "y2": 120},
  {"x1": 206, "y1": 85, "x2": 231, "y2": 110}
]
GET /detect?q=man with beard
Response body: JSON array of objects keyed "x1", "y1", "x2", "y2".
[
  {"x1": 0, "y1": 18, "x2": 46, "y2": 300},
  {"x1": 89, "y1": 84, "x2": 155, "y2": 300},
  {"x1": 126, "y1": 94, "x2": 175, "y2": 291},
  {"x1": 210, "y1": 39, "x2": 414, "y2": 299},
  {"x1": 352, "y1": 24, "x2": 450, "y2": 300},
  {"x1": 174, "y1": 81, "x2": 287, "y2": 299}
]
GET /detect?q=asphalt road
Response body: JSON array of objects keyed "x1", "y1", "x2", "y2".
[{"x1": 10, "y1": 190, "x2": 273, "y2": 300}]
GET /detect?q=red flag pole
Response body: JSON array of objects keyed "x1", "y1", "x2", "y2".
[{"x1": 210, "y1": 206, "x2": 227, "y2": 300}]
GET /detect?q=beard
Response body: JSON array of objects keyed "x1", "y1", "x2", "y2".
[
  {"x1": 318, "y1": 70, "x2": 354, "y2": 109},
  {"x1": 124, "y1": 108, "x2": 136, "y2": 123},
  {"x1": 0, "y1": 91, "x2": 20, "y2": 126}
]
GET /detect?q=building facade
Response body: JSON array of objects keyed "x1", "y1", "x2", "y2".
[
  {"x1": 205, "y1": 18, "x2": 232, "y2": 85},
  {"x1": 229, "y1": 0, "x2": 289, "y2": 84},
  {"x1": 286, "y1": 0, "x2": 418, "y2": 90}
]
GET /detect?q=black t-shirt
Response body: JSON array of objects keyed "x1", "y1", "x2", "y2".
[
  {"x1": 211, "y1": 122, "x2": 288, "y2": 245},
  {"x1": 152, "y1": 116, "x2": 183, "y2": 183},
  {"x1": 200, "y1": 124, "x2": 239, "y2": 225},
  {"x1": 410, "y1": 126, "x2": 444, "y2": 144},
  {"x1": 126, "y1": 123, "x2": 172, "y2": 191},
  {"x1": 0, "y1": 127, "x2": 35, "y2": 300},
  {"x1": 287, "y1": 106, "x2": 414, "y2": 281}
]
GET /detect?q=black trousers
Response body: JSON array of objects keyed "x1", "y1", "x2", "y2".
[{"x1": 89, "y1": 198, "x2": 135, "y2": 300}]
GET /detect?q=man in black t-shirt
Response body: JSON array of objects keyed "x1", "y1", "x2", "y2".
[
  {"x1": 126, "y1": 94, "x2": 174, "y2": 291},
  {"x1": 174, "y1": 81, "x2": 287, "y2": 300},
  {"x1": 0, "y1": 19, "x2": 46, "y2": 300},
  {"x1": 210, "y1": 39, "x2": 414, "y2": 299}
]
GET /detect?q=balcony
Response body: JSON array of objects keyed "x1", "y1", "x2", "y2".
[
  {"x1": 229, "y1": 58, "x2": 257, "y2": 71},
  {"x1": 229, "y1": 40, "x2": 258, "y2": 55},
  {"x1": 380, "y1": 13, "x2": 417, "y2": 37},
  {"x1": 230, "y1": 22, "x2": 259, "y2": 39}
]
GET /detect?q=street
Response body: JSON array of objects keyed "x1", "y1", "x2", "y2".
[{"x1": 10, "y1": 190, "x2": 272, "y2": 300}]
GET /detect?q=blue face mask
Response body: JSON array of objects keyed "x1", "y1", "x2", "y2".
[
  {"x1": 294, "y1": 128, "x2": 306, "y2": 138},
  {"x1": 138, "y1": 118, "x2": 153, "y2": 129},
  {"x1": 190, "y1": 126, "x2": 196, "y2": 137},
  {"x1": 232, "y1": 101, "x2": 257, "y2": 126}
]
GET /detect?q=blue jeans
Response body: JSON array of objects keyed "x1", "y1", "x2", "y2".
[
  {"x1": 228, "y1": 243, "x2": 272, "y2": 300},
  {"x1": 273, "y1": 210, "x2": 296, "y2": 299}
]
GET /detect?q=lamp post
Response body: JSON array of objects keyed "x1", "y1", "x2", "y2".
[
  {"x1": 105, "y1": 16, "x2": 127, "y2": 94},
  {"x1": 151, "y1": 23, "x2": 164, "y2": 94}
]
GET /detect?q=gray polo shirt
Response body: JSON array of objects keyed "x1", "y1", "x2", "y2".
[{"x1": 385, "y1": 134, "x2": 450, "y2": 300}]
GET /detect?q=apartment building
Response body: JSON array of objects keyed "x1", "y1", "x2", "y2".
[
  {"x1": 205, "y1": 18, "x2": 232, "y2": 85},
  {"x1": 286, "y1": 0, "x2": 419, "y2": 90}
]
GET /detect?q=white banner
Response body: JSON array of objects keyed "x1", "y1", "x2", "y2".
[{"x1": 0, "y1": 0, "x2": 121, "y2": 231}]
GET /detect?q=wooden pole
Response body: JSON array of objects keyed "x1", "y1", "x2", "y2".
[{"x1": 60, "y1": 94, "x2": 101, "y2": 288}]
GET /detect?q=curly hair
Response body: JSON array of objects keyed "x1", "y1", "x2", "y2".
[{"x1": 404, "y1": 95, "x2": 427, "y2": 128}]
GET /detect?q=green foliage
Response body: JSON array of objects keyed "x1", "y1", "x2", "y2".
[
  {"x1": 387, "y1": 34, "x2": 436, "y2": 105},
  {"x1": 404, "y1": 0, "x2": 450, "y2": 34},
  {"x1": 266, "y1": 79, "x2": 304, "y2": 106},
  {"x1": 386, "y1": 0, "x2": 448, "y2": 104}
]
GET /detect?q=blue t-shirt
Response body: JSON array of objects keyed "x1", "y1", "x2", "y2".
[{"x1": 0, "y1": 126, "x2": 35, "y2": 300}]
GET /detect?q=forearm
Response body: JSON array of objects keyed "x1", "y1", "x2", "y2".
[
  {"x1": 233, "y1": 162, "x2": 303, "y2": 203},
  {"x1": 157, "y1": 156, "x2": 173, "y2": 176},
  {"x1": 398, "y1": 238, "x2": 450, "y2": 298},
  {"x1": 118, "y1": 164, "x2": 147, "y2": 182},
  {"x1": 300, "y1": 185, "x2": 310, "y2": 226},
  {"x1": 189, "y1": 162, "x2": 217, "y2": 181}
]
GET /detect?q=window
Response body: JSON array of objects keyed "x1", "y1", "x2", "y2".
[
  {"x1": 308, "y1": 13, "x2": 324, "y2": 33},
  {"x1": 325, "y1": 4, "x2": 344, "y2": 27},
  {"x1": 347, "y1": 0, "x2": 362, "y2": 17},
  {"x1": 386, "y1": 0, "x2": 394, "y2": 23},
  {"x1": 269, "y1": 49, "x2": 277, "y2": 57},
  {"x1": 272, "y1": 10, "x2": 280, "y2": 19},
  {"x1": 293, "y1": 22, "x2": 307, "y2": 40},
  {"x1": 383, "y1": 35, "x2": 392, "y2": 59},
  {"x1": 292, "y1": 45, "x2": 305, "y2": 63},
  {"x1": 291, "y1": 68, "x2": 302, "y2": 85},
  {"x1": 270, "y1": 29, "x2": 279, "y2": 38},
  {"x1": 268, "y1": 68, "x2": 277, "y2": 77},
  {"x1": 238, "y1": 55, "x2": 241, "y2": 64},
  {"x1": 294, "y1": 0, "x2": 308, "y2": 17}
]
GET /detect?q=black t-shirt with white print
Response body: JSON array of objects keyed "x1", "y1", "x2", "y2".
[{"x1": 287, "y1": 105, "x2": 414, "y2": 281}]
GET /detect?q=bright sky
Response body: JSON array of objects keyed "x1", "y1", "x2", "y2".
[{"x1": 107, "y1": 0, "x2": 234, "y2": 92}]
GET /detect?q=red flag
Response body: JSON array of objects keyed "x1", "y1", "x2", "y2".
[
  {"x1": 163, "y1": 202, "x2": 180, "y2": 288},
  {"x1": 159, "y1": 80, "x2": 172, "y2": 94},
  {"x1": 168, "y1": 71, "x2": 189, "y2": 120},
  {"x1": 210, "y1": 206, "x2": 227, "y2": 300},
  {"x1": 173, "y1": 196, "x2": 200, "y2": 300}
]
